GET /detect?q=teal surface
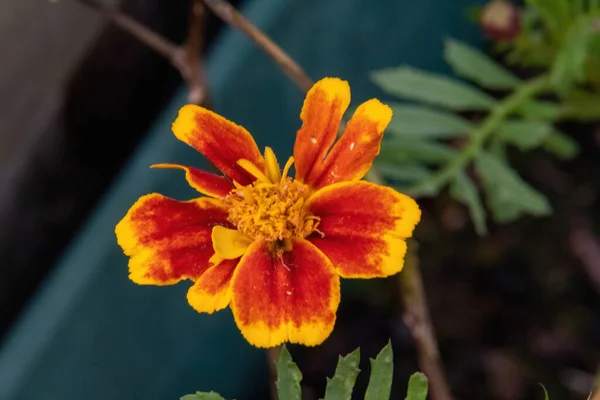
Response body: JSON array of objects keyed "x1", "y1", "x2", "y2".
[{"x1": 0, "y1": 0, "x2": 484, "y2": 399}]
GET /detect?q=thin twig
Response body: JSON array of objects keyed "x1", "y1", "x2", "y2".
[
  {"x1": 74, "y1": 0, "x2": 207, "y2": 105},
  {"x1": 400, "y1": 242, "x2": 453, "y2": 400},
  {"x1": 202, "y1": 0, "x2": 314, "y2": 93},
  {"x1": 76, "y1": 0, "x2": 179, "y2": 60},
  {"x1": 570, "y1": 220, "x2": 600, "y2": 295},
  {"x1": 179, "y1": 0, "x2": 209, "y2": 104}
]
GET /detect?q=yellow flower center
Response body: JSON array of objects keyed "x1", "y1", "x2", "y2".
[
  {"x1": 224, "y1": 177, "x2": 320, "y2": 243},
  {"x1": 224, "y1": 149, "x2": 322, "y2": 246}
]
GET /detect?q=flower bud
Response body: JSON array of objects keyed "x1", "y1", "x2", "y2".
[{"x1": 480, "y1": 0, "x2": 521, "y2": 42}]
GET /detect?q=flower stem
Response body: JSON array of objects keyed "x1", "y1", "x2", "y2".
[
  {"x1": 406, "y1": 74, "x2": 550, "y2": 198},
  {"x1": 399, "y1": 241, "x2": 453, "y2": 400},
  {"x1": 267, "y1": 345, "x2": 282, "y2": 400}
]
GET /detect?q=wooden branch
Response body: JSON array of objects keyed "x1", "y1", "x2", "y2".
[
  {"x1": 202, "y1": 0, "x2": 314, "y2": 93},
  {"x1": 74, "y1": 0, "x2": 207, "y2": 105},
  {"x1": 179, "y1": 0, "x2": 209, "y2": 104},
  {"x1": 399, "y1": 242, "x2": 454, "y2": 400}
]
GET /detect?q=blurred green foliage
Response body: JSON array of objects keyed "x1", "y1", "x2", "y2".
[{"x1": 370, "y1": 33, "x2": 586, "y2": 234}]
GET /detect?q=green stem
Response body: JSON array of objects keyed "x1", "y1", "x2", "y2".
[{"x1": 405, "y1": 74, "x2": 550, "y2": 198}]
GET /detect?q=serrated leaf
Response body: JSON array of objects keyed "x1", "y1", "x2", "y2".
[
  {"x1": 542, "y1": 130, "x2": 579, "y2": 159},
  {"x1": 387, "y1": 103, "x2": 474, "y2": 138},
  {"x1": 365, "y1": 341, "x2": 394, "y2": 400},
  {"x1": 516, "y1": 100, "x2": 561, "y2": 121},
  {"x1": 450, "y1": 172, "x2": 488, "y2": 235},
  {"x1": 375, "y1": 162, "x2": 432, "y2": 182},
  {"x1": 405, "y1": 372, "x2": 429, "y2": 400},
  {"x1": 371, "y1": 67, "x2": 496, "y2": 111},
  {"x1": 181, "y1": 392, "x2": 225, "y2": 400},
  {"x1": 276, "y1": 345, "x2": 302, "y2": 400},
  {"x1": 475, "y1": 152, "x2": 551, "y2": 223},
  {"x1": 497, "y1": 120, "x2": 552, "y2": 150},
  {"x1": 379, "y1": 139, "x2": 457, "y2": 165},
  {"x1": 444, "y1": 38, "x2": 521, "y2": 90},
  {"x1": 323, "y1": 348, "x2": 361, "y2": 400}
]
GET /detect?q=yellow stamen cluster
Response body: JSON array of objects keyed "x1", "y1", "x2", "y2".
[{"x1": 225, "y1": 177, "x2": 320, "y2": 243}]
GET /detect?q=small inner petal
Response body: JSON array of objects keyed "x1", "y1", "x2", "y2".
[
  {"x1": 263, "y1": 147, "x2": 281, "y2": 183},
  {"x1": 238, "y1": 159, "x2": 270, "y2": 182}
]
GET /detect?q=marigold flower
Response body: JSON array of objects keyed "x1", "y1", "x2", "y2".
[{"x1": 115, "y1": 78, "x2": 421, "y2": 348}]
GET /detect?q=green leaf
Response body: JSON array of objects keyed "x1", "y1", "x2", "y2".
[
  {"x1": 526, "y1": 0, "x2": 572, "y2": 39},
  {"x1": 387, "y1": 103, "x2": 474, "y2": 138},
  {"x1": 449, "y1": 172, "x2": 488, "y2": 235},
  {"x1": 323, "y1": 349, "x2": 361, "y2": 400},
  {"x1": 550, "y1": 17, "x2": 593, "y2": 91},
  {"x1": 475, "y1": 152, "x2": 551, "y2": 223},
  {"x1": 542, "y1": 130, "x2": 580, "y2": 160},
  {"x1": 371, "y1": 67, "x2": 496, "y2": 110},
  {"x1": 276, "y1": 345, "x2": 302, "y2": 400},
  {"x1": 379, "y1": 139, "x2": 457, "y2": 165},
  {"x1": 375, "y1": 162, "x2": 432, "y2": 182},
  {"x1": 444, "y1": 38, "x2": 521, "y2": 90},
  {"x1": 365, "y1": 341, "x2": 394, "y2": 400},
  {"x1": 497, "y1": 120, "x2": 553, "y2": 150},
  {"x1": 181, "y1": 392, "x2": 225, "y2": 400},
  {"x1": 516, "y1": 100, "x2": 561, "y2": 121},
  {"x1": 405, "y1": 372, "x2": 429, "y2": 400}
]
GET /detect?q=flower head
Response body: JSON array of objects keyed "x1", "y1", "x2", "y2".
[{"x1": 115, "y1": 78, "x2": 421, "y2": 348}]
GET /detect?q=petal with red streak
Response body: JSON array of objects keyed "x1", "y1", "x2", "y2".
[
  {"x1": 230, "y1": 239, "x2": 340, "y2": 348},
  {"x1": 151, "y1": 164, "x2": 234, "y2": 198},
  {"x1": 311, "y1": 99, "x2": 392, "y2": 189},
  {"x1": 307, "y1": 181, "x2": 420, "y2": 278},
  {"x1": 115, "y1": 193, "x2": 232, "y2": 285},
  {"x1": 172, "y1": 105, "x2": 264, "y2": 185},
  {"x1": 187, "y1": 258, "x2": 239, "y2": 314},
  {"x1": 293, "y1": 78, "x2": 350, "y2": 185}
]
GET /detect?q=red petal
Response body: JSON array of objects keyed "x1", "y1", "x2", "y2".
[
  {"x1": 187, "y1": 258, "x2": 239, "y2": 314},
  {"x1": 307, "y1": 181, "x2": 420, "y2": 278},
  {"x1": 311, "y1": 99, "x2": 392, "y2": 189},
  {"x1": 172, "y1": 105, "x2": 265, "y2": 185},
  {"x1": 230, "y1": 239, "x2": 340, "y2": 348},
  {"x1": 115, "y1": 194, "x2": 232, "y2": 285},
  {"x1": 293, "y1": 78, "x2": 350, "y2": 185},
  {"x1": 151, "y1": 164, "x2": 234, "y2": 198}
]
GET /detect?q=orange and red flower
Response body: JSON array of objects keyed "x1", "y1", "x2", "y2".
[{"x1": 115, "y1": 77, "x2": 421, "y2": 348}]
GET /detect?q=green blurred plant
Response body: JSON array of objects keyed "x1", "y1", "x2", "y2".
[
  {"x1": 500, "y1": 0, "x2": 600, "y2": 103},
  {"x1": 370, "y1": 34, "x2": 586, "y2": 235},
  {"x1": 181, "y1": 342, "x2": 429, "y2": 400}
]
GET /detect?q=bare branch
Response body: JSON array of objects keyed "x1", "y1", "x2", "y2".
[
  {"x1": 399, "y1": 242, "x2": 454, "y2": 400},
  {"x1": 202, "y1": 0, "x2": 314, "y2": 93},
  {"x1": 75, "y1": 0, "x2": 208, "y2": 105},
  {"x1": 76, "y1": 0, "x2": 179, "y2": 61},
  {"x1": 180, "y1": 0, "x2": 209, "y2": 104}
]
